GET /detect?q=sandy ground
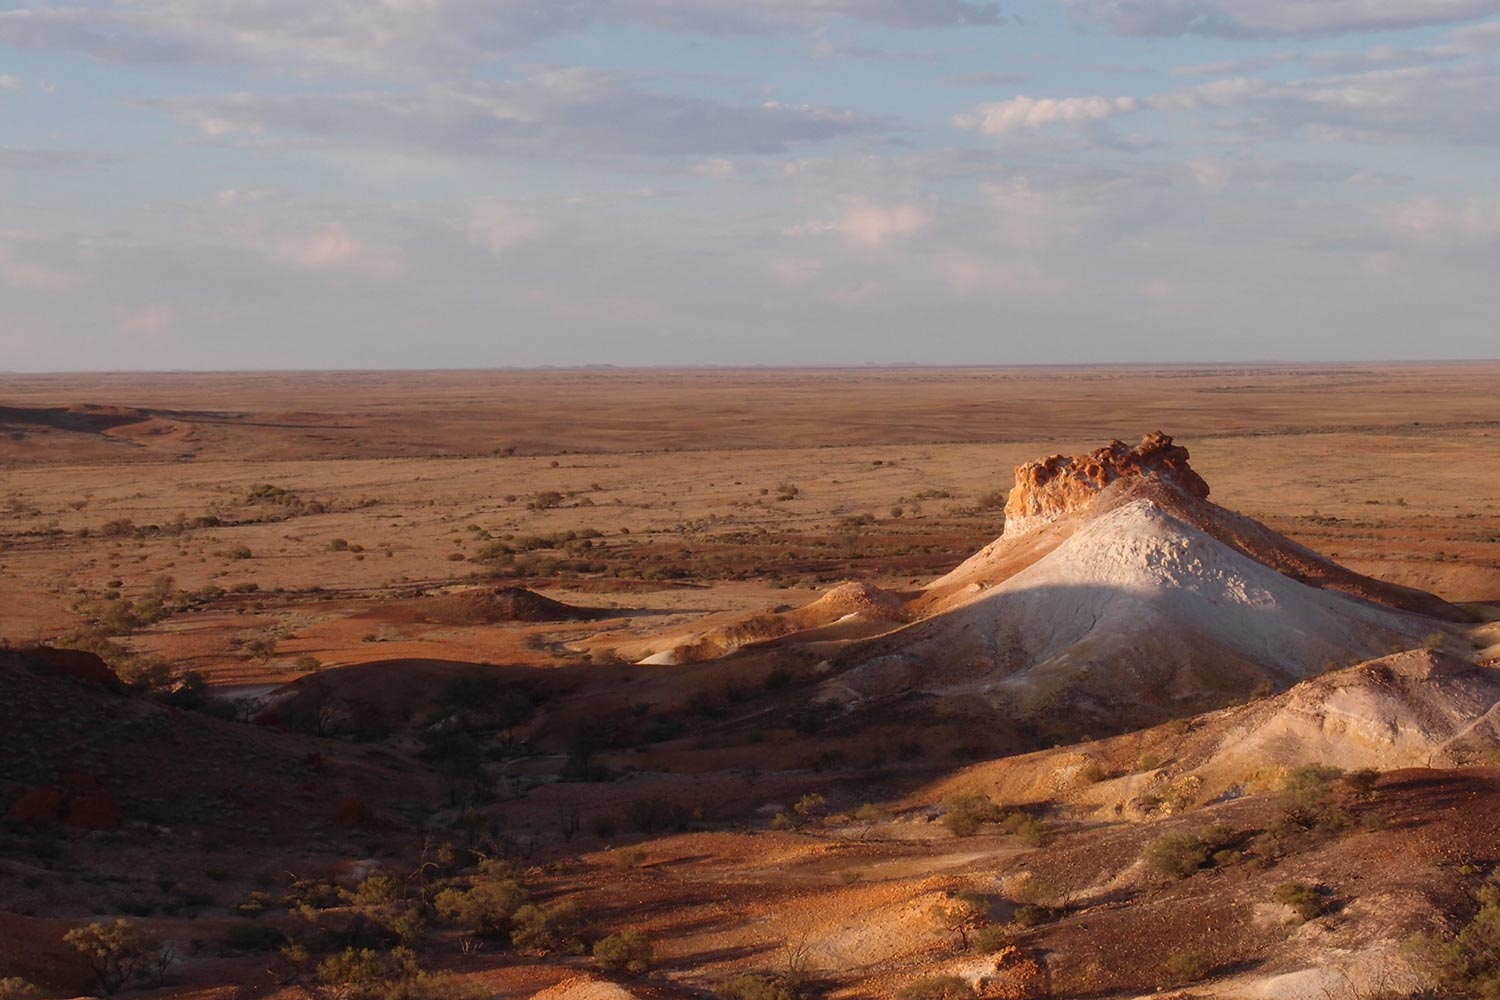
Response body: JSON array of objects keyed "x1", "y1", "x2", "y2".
[{"x1": 3, "y1": 366, "x2": 1498, "y2": 683}]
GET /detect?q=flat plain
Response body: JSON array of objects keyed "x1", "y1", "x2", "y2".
[
  {"x1": 4, "y1": 365, "x2": 1499, "y2": 673},
  {"x1": 4, "y1": 364, "x2": 1500, "y2": 1000}
]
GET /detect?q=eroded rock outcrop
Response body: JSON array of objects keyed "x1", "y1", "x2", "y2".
[{"x1": 1003, "y1": 431, "x2": 1209, "y2": 537}]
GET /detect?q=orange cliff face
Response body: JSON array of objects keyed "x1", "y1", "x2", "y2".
[{"x1": 1002, "y1": 431, "x2": 1210, "y2": 537}]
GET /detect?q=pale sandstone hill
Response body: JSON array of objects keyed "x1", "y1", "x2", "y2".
[
  {"x1": 922, "y1": 648, "x2": 1500, "y2": 818},
  {"x1": 823, "y1": 497, "x2": 1444, "y2": 736},
  {"x1": 629, "y1": 434, "x2": 1471, "y2": 744},
  {"x1": 919, "y1": 432, "x2": 1469, "y2": 621}
]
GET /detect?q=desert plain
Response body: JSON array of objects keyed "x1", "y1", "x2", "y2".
[{"x1": 3, "y1": 364, "x2": 1500, "y2": 1000}]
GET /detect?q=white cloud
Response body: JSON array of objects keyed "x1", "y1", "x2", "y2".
[
  {"x1": 214, "y1": 188, "x2": 278, "y2": 206},
  {"x1": 946, "y1": 70, "x2": 1025, "y2": 86},
  {"x1": 769, "y1": 255, "x2": 824, "y2": 287},
  {"x1": 466, "y1": 201, "x2": 543, "y2": 256},
  {"x1": 693, "y1": 157, "x2": 736, "y2": 178},
  {"x1": 0, "y1": 1, "x2": 1002, "y2": 74},
  {"x1": 933, "y1": 250, "x2": 1057, "y2": 296},
  {"x1": 0, "y1": 147, "x2": 116, "y2": 170},
  {"x1": 265, "y1": 223, "x2": 403, "y2": 276},
  {"x1": 1383, "y1": 197, "x2": 1500, "y2": 248},
  {"x1": 1169, "y1": 65, "x2": 1500, "y2": 145},
  {"x1": 206, "y1": 197, "x2": 406, "y2": 277},
  {"x1": 0, "y1": 230, "x2": 76, "y2": 290},
  {"x1": 1066, "y1": 0, "x2": 1500, "y2": 38},
  {"x1": 148, "y1": 70, "x2": 874, "y2": 158},
  {"x1": 955, "y1": 60, "x2": 1500, "y2": 149},
  {"x1": 953, "y1": 94, "x2": 1141, "y2": 133},
  {"x1": 116, "y1": 301, "x2": 176, "y2": 338},
  {"x1": 786, "y1": 198, "x2": 929, "y2": 248},
  {"x1": 0, "y1": 73, "x2": 21, "y2": 91}
]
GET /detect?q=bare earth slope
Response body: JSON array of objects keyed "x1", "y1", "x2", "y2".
[
  {"x1": 925, "y1": 647, "x2": 1500, "y2": 818},
  {"x1": 827, "y1": 497, "x2": 1440, "y2": 738}
]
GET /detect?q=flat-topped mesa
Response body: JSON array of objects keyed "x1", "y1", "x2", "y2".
[{"x1": 1002, "y1": 431, "x2": 1210, "y2": 538}]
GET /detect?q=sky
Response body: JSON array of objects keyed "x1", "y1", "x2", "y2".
[{"x1": 1, "y1": 1, "x2": 1498, "y2": 370}]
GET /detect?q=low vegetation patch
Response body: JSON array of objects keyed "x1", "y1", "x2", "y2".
[
  {"x1": 1143, "y1": 825, "x2": 1233, "y2": 880},
  {"x1": 1274, "y1": 881, "x2": 1327, "y2": 923}
]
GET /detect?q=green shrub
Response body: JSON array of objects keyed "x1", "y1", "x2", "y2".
[
  {"x1": 1162, "y1": 949, "x2": 1213, "y2": 984},
  {"x1": 1011, "y1": 904, "x2": 1051, "y2": 928},
  {"x1": 315, "y1": 947, "x2": 419, "y2": 1000},
  {"x1": 343, "y1": 874, "x2": 401, "y2": 908},
  {"x1": 601, "y1": 847, "x2": 647, "y2": 868},
  {"x1": 774, "y1": 793, "x2": 827, "y2": 831},
  {"x1": 974, "y1": 924, "x2": 1011, "y2": 952},
  {"x1": 432, "y1": 878, "x2": 528, "y2": 937},
  {"x1": 0, "y1": 979, "x2": 41, "y2": 1000},
  {"x1": 940, "y1": 793, "x2": 1004, "y2": 837},
  {"x1": 1344, "y1": 768, "x2": 1381, "y2": 798},
  {"x1": 1273, "y1": 764, "x2": 1349, "y2": 838},
  {"x1": 1409, "y1": 867, "x2": 1500, "y2": 996},
  {"x1": 64, "y1": 919, "x2": 172, "y2": 995},
  {"x1": 510, "y1": 900, "x2": 585, "y2": 955},
  {"x1": 1143, "y1": 832, "x2": 1212, "y2": 879},
  {"x1": 1001, "y1": 812, "x2": 1051, "y2": 847},
  {"x1": 593, "y1": 930, "x2": 653, "y2": 974},
  {"x1": 1274, "y1": 882, "x2": 1326, "y2": 923},
  {"x1": 975, "y1": 490, "x2": 1007, "y2": 511}
]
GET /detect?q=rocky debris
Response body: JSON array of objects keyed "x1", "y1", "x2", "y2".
[
  {"x1": 4, "y1": 786, "x2": 66, "y2": 825},
  {"x1": 1003, "y1": 431, "x2": 1209, "y2": 538},
  {"x1": 985, "y1": 946, "x2": 1048, "y2": 1000},
  {"x1": 333, "y1": 794, "x2": 374, "y2": 828},
  {"x1": 4, "y1": 774, "x2": 121, "y2": 830},
  {"x1": 64, "y1": 789, "x2": 122, "y2": 831},
  {"x1": 13, "y1": 646, "x2": 123, "y2": 691},
  {"x1": 804, "y1": 581, "x2": 909, "y2": 622},
  {"x1": 412, "y1": 586, "x2": 606, "y2": 625},
  {"x1": 531, "y1": 976, "x2": 641, "y2": 1000}
]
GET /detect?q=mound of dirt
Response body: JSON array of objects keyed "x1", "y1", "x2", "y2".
[
  {"x1": 927, "y1": 648, "x2": 1500, "y2": 817},
  {"x1": 405, "y1": 587, "x2": 607, "y2": 626},
  {"x1": 0, "y1": 647, "x2": 431, "y2": 843},
  {"x1": 929, "y1": 434, "x2": 1470, "y2": 622},
  {"x1": 633, "y1": 581, "x2": 909, "y2": 665},
  {"x1": 10, "y1": 645, "x2": 123, "y2": 691},
  {"x1": 257, "y1": 658, "x2": 538, "y2": 736},
  {"x1": 826, "y1": 497, "x2": 1443, "y2": 743},
  {"x1": 531, "y1": 977, "x2": 642, "y2": 1000}
]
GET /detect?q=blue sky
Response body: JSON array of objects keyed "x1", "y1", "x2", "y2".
[{"x1": 2, "y1": 0, "x2": 1498, "y2": 370}]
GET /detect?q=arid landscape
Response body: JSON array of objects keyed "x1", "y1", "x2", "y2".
[{"x1": 4, "y1": 364, "x2": 1500, "y2": 1000}]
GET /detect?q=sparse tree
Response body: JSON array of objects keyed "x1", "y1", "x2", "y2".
[
  {"x1": 64, "y1": 919, "x2": 168, "y2": 995},
  {"x1": 930, "y1": 890, "x2": 991, "y2": 950},
  {"x1": 0, "y1": 979, "x2": 41, "y2": 1000}
]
